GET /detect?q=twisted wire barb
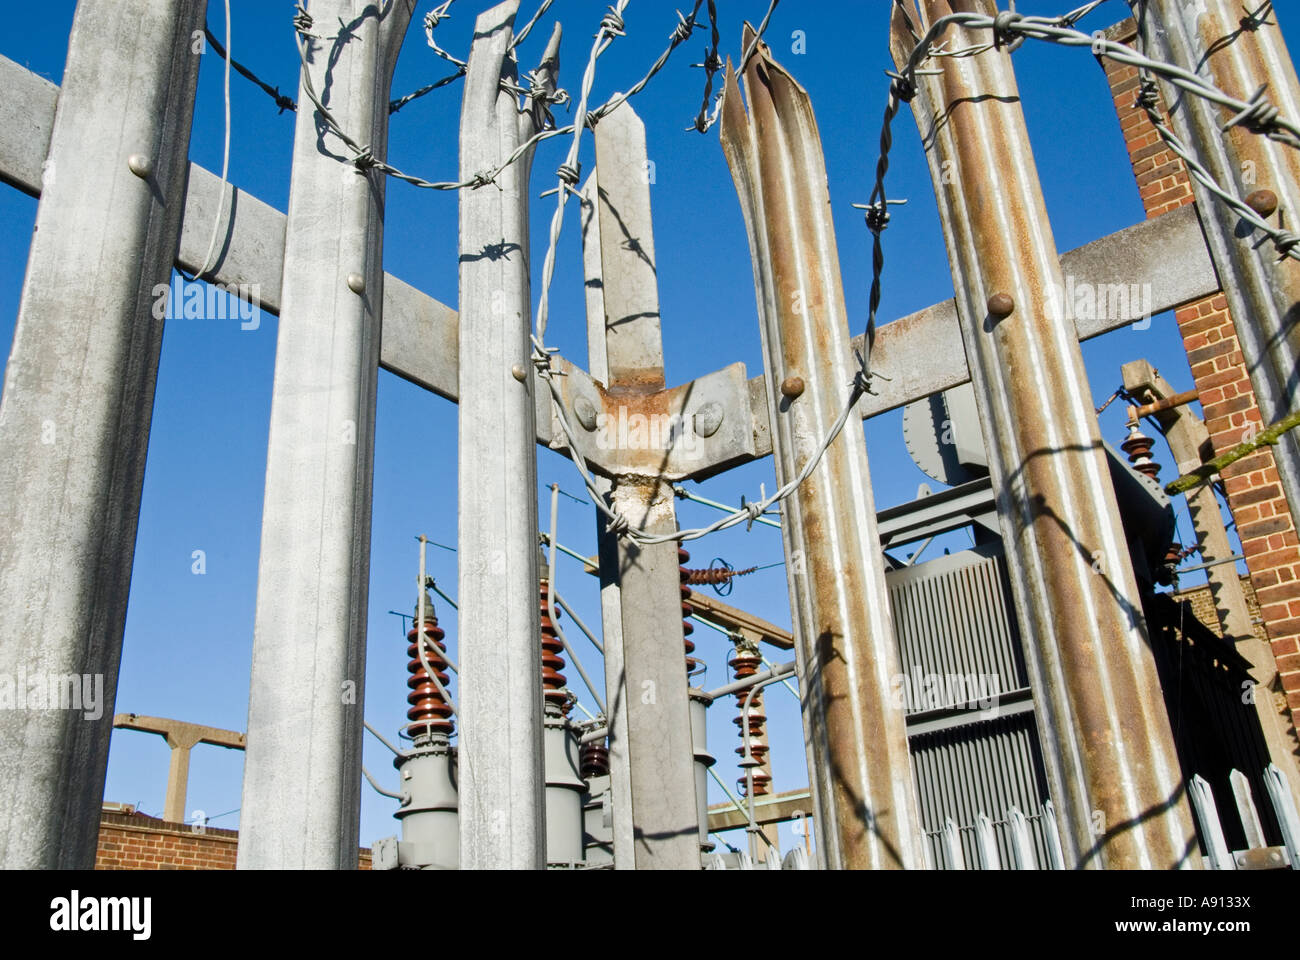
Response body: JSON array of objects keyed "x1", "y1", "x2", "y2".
[
  {"x1": 511, "y1": 0, "x2": 557, "y2": 50},
  {"x1": 205, "y1": 25, "x2": 297, "y2": 113},
  {"x1": 867, "y1": 0, "x2": 1300, "y2": 382},
  {"x1": 389, "y1": 68, "x2": 466, "y2": 114},
  {"x1": 292, "y1": 2, "x2": 703, "y2": 193}
]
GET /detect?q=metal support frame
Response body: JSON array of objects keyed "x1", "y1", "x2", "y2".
[
  {"x1": 1137, "y1": 0, "x2": 1300, "y2": 532},
  {"x1": 891, "y1": 0, "x2": 1197, "y2": 869},
  {"x1": 0, "y1": 0, "x2": 208, "y2": 869},
  {"x1": 455, "y1": 0, "x2": 558, "y2": 871},
  {"x1": 720, "y1": 32, "x2": 924, "y2": 870},
  {"x1": 238, "y1": 0, "x2": 414, "y2": 870}
]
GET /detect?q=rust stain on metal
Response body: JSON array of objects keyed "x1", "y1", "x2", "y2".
[
  {"x1": 720, "y1": 24, "x2": 923, "y2": 869},
  {"x1": 892, "y1": 0, "x2": 1198, "y2": 869}
]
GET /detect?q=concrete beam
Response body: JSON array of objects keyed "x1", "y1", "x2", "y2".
[
  {"x1": 238, "y1": 0, "x2": 415, "y2": 870},
  {"x1": 708, "y1": 788, "x2": 811, "y2": 832},
  {"x1": 0, "y1": 0, "x2": 208, "y2": 870},
  {"x1": 892, "y1": 0, "x2": 1197, "y2": 869},
  {"x1": 683, "y1": 591, "x2": 794, "y2": 651},
  {"x1": 721, "y1": 35, "x2": 924, "y2": 870},
  {"x1": 112, "y1": 713, "x2": 246, "y2": 824},
  {"x1": 455, "y1": 0, "x2": 553, "y2": 871}
]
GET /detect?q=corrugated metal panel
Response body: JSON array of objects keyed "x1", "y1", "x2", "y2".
[
  {"x1": 910, "y1": 713, "x2": 1052, "y2": 869},
  {"x1": 888, "y1": 545, "x2": 1028, "y2": 714},
  {"x1": 887, "y1": 544, "x2": 1052, "y2": 868}
]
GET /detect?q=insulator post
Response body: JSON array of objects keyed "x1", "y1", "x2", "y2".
[
  {"x1": 728, "y1": 642, "x2": 771, "y2": 797},
  {"x1": 406, "y1": 593, "x2": 454, "y2": 741},
  {"x1": 1121, "y1": 422, "x2": 1161, "y2": 480},
  {"x1": 580, "y1": 739, "x2": 610, "y2": 779},
  {"x1": 540, "y1": 579, "x2": 570, "y2": 714},
  {"x1": 679, "y1": 548, "x2": 705, "y2": 679}
]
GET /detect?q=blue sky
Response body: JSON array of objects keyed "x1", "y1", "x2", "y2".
[{"x1": 0, "y1": 0, "x2": 1261, "y2": 855}]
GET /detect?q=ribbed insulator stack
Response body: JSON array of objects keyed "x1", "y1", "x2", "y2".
[
  {"x1": 539, "y1": 580, "x2": 569, "y2": 714},
  {"x1": 580, "y1": 739, "x2": 610, "y2": 779},
  {"x1": 678, "y1": 548, "x2": 704, "y2": 679},
  {"x1": 1121, "y1": 422, "x2": 1161, "y2": 480},
  {"x1": 406, "y1": 601, "x2": 454, "y2": 740},
  {"x1": 727, "y1": 645, "x2": 771, "y2": 797}
]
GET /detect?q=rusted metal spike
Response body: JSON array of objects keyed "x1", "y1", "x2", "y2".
[
  {"x1": 720, "y1": 26, "x2": 925, "y2": 870},
  {"x1": 890, "y1": 0, "x2": 1197, "y2": 869}
]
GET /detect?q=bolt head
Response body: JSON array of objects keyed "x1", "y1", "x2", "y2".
[
  {"x1": 780, "y1": 376, "x2": 805, "y2": 400},
  {"x1": 987, "y1": 292, "x2": 1015, "y2": 318},
  {"x1": 1246, "y1": 188, "x2": 1279, "y2": 218},
  {"x1": 693, "y1": 401, "x2": 724, "y2": 438},
  {"x1": 511, "y1": 363, "x2": 529, "y2": 383},
  {"x1": 127, "y1": 153, "x2": 153, "y2": 179},
  {"x1": 574, "y1": 396, "x2": 597, "y2": 430},
  {"x1": 346, "y1": 273, "x2": 366, "y2": 295}
]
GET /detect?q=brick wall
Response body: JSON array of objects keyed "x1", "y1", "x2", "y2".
[
  {"x1": 1174, "y1": 574, "x2": 1267, "y2": 642},
  {"x1": 1101, "y1": 19, "x2": 1300, "y2": 717},
  {"x1": 95, "y1": 807, "x2": 372, "y2": 870}
]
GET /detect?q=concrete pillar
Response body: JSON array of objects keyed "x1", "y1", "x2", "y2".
[
  {"x1": 0, "y1": 0, "x2": 207, "y2": 869},
  {"x1": 890, "y1": 0, "x2": 1198, "y2": 868},
  {"x1": 238, "y1": 0, "x2": 414, "y2": 869},
  {"x1": 586, "y1": 104, "x2": 702, "y2": 869},
  {"x1": 580, "y1": 174, "x2": 637, "y2": 865},
  {"x1": 720, "y1": 35, "x2": 924, "y2": 869},
  {"x1": 454, "y1": 0, "x2": 559, "y2": 871},
  {"x1": 1137, "y1": 0, "x2": 1300, "y2": 536}
]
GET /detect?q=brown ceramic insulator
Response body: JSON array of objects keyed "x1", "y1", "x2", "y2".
[
  {"x1": 679, "y1": 548, "x2": 704, "y2": 678},
  {"x1": 682, "y1": 565, "x2": 759, "y2": 585},
  {"x1": 1121, "y1": 426, "x2": 1160, "y2": 479},
  {"x1": 539, "y1": 580, "x2": 568, "y2": 709},
  {"x1": 580, "y1": 739, "x2": 610, "y2": 779},
  {"x1": 728, "y1": 647, "x2": 771, "y2": 796},
  {"x1": 406, "y1": 616, "x2": 454, "y2": 738}
]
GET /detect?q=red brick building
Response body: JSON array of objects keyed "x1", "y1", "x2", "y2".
[
  {"x1": 94, "y1": 805, "x2": 371, "y2": 870},
  {"x1": 1101, "y1": 18, "x2": 1300, "y2": 724}
]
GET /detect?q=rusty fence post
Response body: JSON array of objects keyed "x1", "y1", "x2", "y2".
[
  {"x1": 720, "y1": 33, "x2": 925, "y2": 870},
  {"x1": 1136, "y1": 0, "x2": 1300, "y2": 539},
  {"x1": 889, "y1": 0, "x2": 1198, "y2": 869}
]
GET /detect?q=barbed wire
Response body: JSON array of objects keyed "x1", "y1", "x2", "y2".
[
  {"x1": 423, "y1": 0, "x2": 467, "y2": 69},
  {"x1": 389, "y1": 68, "x2": 466, "y2": 114},
  {"x1": 523, "y1": 0, "x2": 880, "y2": 548},
  {"x1": 872, "y1": 0, "x2": 1300, "y2": 337},
  {"x1": 291, "y1": 2, "x2": 713, "y2": 193},
  {"x1": 688, "y1": 0, "x2": 722, "y2": 132},
  {"x1": 204, "y1": 25, "x2": 297, "y2": 113},
  {"x1": 738, "y1": 0, "x2": 781, "y2": 73},
  {"x1": 511, "y1": 0, "x2": 557, "y2": 50}
]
